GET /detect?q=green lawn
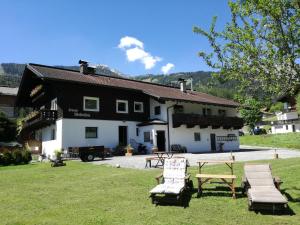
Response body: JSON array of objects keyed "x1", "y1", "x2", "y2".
[
  {"x1": 240, "y1": 133, "x2": 300, "y2": 149},
  {"x1": 1, "y1": 159, "x2": 300, "y2": 225}
]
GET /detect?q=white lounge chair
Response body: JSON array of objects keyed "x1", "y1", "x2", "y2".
[
  {"x1": 243, "y1": 164, "x2": 288, "y2": 212},
  {"x1": 149, "y1": 158, "x2": 191, "y2": 205}
]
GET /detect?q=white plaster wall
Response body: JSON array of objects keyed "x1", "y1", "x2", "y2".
[
  {"x1": 149, "y1": 98, "x2": 168, "y2": 121},
  {"x1": 169, "y1": 125, "x2": 239, "y2": 153},
  {"x1": 41, "y1": 119, "x2": 63, "y2": 158},
  {"x1": 60, "y1": 119, "x2": 139, "y2": 150},
  {"x1": 271, "y1": 123, "x2": 300, "y2": 134},
  {"x1": 138, "y1": 124, "x2": 168, "y2": 153}
]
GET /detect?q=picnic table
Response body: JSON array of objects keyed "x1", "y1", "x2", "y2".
[{"x1": 196, "y1": 160, "x2": 236, "y2": 198}]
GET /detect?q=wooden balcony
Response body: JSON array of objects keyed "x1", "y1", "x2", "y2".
[
  {"x1": 172, "y1": 113, "x2": 244, "y2": 129},
  {"x1": 22, "y1": 109, "x2": 58, "y2": 131}
]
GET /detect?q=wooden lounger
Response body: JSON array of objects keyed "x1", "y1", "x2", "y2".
[{"x1": 243, "y1": 164, "x2": 288, "y2": 212}]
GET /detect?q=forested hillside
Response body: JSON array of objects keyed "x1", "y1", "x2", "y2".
[{"x1": 134, "y1": 71, "x2": 236, "y2": 99}]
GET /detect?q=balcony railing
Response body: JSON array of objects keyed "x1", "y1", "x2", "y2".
[
  {"x1": 22, "y1": 109, "x2": 58, "y2": 130},
  {"x1": 172, "y1": 113, "x2": 244, "y2": 129}
]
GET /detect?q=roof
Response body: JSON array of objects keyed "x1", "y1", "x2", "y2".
[
  {"x1": 137, "y1": 119, "x2": 168, "y2": 127},
  {"x1": 25, "y1": 63, "x2": 239, "y2": 107},
  {"x1": 0, "y1": 87, "x2": 19, "y2": 96}
]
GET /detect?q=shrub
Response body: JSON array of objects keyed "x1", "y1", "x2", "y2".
[
  {"x1": 0, "y1": 154, "x2": 3, "y2": 165},
  {"x1": 12, "y1": 149, "x2": 23, "y2": 164},
  {"x1": 22, "y1": 150, "x2": 32, "y2": 164},
  {"x1": 2, "y1": 151, "x2": 12, "y2": 165},
  {"x1": 113, "y1": 145, "x2": 126, "y2": 156}
]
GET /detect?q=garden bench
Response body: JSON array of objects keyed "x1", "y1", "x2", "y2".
[
  {"x1": 196, "y1": 173, "x2": 236, "y2": 198},
  {"x1": 145, "y1": 157, "x2": 160, "y2": 168}
]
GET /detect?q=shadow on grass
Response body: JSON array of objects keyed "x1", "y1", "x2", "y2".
[
  {"x1": 254, "y1": 205, "x2": 295, "y2": 216},
  {"x1": 281, "y1": 188, "x2": 300, "y2": 203},
  {"x1": 151, "y1": 189, "x2": 194, "y2": 208},
  {"x1": 195, "y1": 186, "x2": 245, "y2": 199}
]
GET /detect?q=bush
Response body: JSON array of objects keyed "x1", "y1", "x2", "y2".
[
  {"x1": 22, "y1": 150, "x2": 32, "y2": 164},
  {"x1": 12, "y1": 150, "x2": 23, "y2": 164},
  {"x1": 2, "y1": 151, "x2": 12, "y2": 165},
  {"x1": 0, "y1": 154, "x2": 3, "y2": 165},
  {"x1": 113, "y1": 145, "x2": 126, "y2": 156}
]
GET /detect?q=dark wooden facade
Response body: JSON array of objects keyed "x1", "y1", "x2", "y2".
[
  {"x1": 17, "y1": 68, "x2": 150, "y2": 123},
  {"x1": 172, "y1": 113, "x2": 244, "y2": 129}
]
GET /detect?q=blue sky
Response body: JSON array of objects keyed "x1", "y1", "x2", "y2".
[{"x1": 0, "y1": 0, "x2": 231, "y2": 76}]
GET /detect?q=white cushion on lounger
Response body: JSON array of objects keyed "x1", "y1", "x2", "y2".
[{"x1": 150, "y1": 158, "x2": 187, "y2": 195}]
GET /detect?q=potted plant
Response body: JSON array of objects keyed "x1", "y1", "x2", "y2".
[
  {"x1": 125, "y1": 144, "x2": 133, "y2": 156},
  {"x1": 54, "y1": 149, "x2": 62, "y2": 160}
]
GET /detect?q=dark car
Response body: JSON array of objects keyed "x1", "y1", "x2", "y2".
[{"x1": 239, "y1": 131, "x2": 245, "y2": 136}]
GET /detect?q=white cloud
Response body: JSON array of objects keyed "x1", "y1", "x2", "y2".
[
  {"x1": 118, "y1": 36, "x2": 144, "y2": 49},
  {"x1": 126, "y1": 47, "x2": 149, "y2": 62},
  {"x1": 118, "y1": 36, "x2": 162, "y2": 70},
  {"x1": 161, "y1": 63, "x2": 175, "y2": 74},
  {"x1": 142, "y1": 56, "x2": 162, "y2": 70}
]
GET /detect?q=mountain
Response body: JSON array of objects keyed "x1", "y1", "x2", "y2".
[
  {"x1": 134, "y1": 71, "x2": 236, "y2": 99},
  {"x1": 0, "y1": 63, "x2": 122, "y2": 87}
]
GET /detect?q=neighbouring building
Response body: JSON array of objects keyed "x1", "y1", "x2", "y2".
[
  {"x1": 16, "y1": 61, "x2": 243, "y2": 158},
  {"x1": 271, "y1": 94, "x2": 300, "y2": 134},
  {"x1": 0, "y1": 86, "x2": 18, "y2": 118}
]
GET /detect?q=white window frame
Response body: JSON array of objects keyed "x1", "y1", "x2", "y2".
[
  {"x1": 83, "y1": 96, "x2": 99, "y2": 112},
  {"x1": 51, "y1": 98, "x2": 57, "y2": 110},
  {"x1": 134, "y1": 101, "x2": 144, "y2": 113},
  {"x1": 116, "y1": 100, "x2": 128, "y2": 113}
]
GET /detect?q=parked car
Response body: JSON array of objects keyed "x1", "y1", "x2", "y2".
[{"x1": 253, "y1": 127, "x2": 267, "y2": 135}]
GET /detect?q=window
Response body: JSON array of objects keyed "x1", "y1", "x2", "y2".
[
  {"x1": 136, "y1": 127, "x2": 139, "y2": 136},
  {"x1": 218, "y1": 109, "x2": 226, "y2": 116},
  {"x1": 85, "y1": 127, "x2": 98, "y2": 138},
  {"x1": 144, "y1": 131, "x2": 150, "y2": 142},
  {"x1": 174, "y1": 105, "x2": 184, "y2": 114},
  {"x1": 51, "y1": 129, "x2": 56, "y2": 140},
  {"x1": 203, "y1": 108, "x2": 212, "y2": 116},
  {"x1": 83, "y1": 97, "x2": 99, "y2": 112},
  {"x1": 51, "y1": 98, "x2": 57, "y2": 110},
  {"x1": 134, "y1": 102, "x2": 144, "y2": 113},
  {"x1": 154, "y1": 106, "x2": 161, "y2": 115},
  {"x1": 194, "y1": 132, "x2": 201, "y2": 141},
  {"x1": 116, "y1": 100, "x2": 128, "y2": 113}
]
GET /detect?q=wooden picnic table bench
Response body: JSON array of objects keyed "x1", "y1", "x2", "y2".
[
  {"x1": 196, "y1": 160, "x2": 236, "y2": 198},
  {"x1": 196, "y1": 173, "x2": 237, "y2": 198},
  {"x1": 145, "y1": 156, "x2": 167, "y2": 168}
]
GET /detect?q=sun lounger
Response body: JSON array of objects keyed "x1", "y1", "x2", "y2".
[
  {"x1": 243, "y1": 164, "x2": 288, "y2": 212},
  {"x1": 149, "y1": 158, "x2": 191, "y2": 205}
]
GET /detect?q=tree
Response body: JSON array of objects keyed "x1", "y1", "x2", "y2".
[
  {"x1": 193, "y1": 0, "x2": 300, "y2": 103},
  {"x1": 269, "y1": 102, "x2": 284, "y2": 112},
  {"x1": 296, "y1": 92, "x2": 300, "y2": 114},
  {"x1": 239, "y1": 98, "x2": 262, "y2": 132},
  {"x1": 0, "y1": 112, "x2": 17, "y2": 142}
]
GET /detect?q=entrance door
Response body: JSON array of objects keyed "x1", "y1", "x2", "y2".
[
  {"x1": 210, "y1": 133, "x2": 216, "y2": 151},
  {"x1": 292, "y1": 125, "x2": 296, "y2": 132},
  {"x1": 156, "y1": 131, "x2": 166, "y2": 151},
  {"x1": 119, "y1": 126, "x2": 127, "y2": 146}
]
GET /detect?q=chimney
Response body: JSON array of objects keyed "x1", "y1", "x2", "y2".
[
  {"x1": 79, "y1": 59, "x2": 96, "y2": 75},
  {"x1": 178, "y1": 78, "x2": 187, "y2": 93}
]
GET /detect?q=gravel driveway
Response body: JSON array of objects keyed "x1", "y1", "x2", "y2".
[{"x1": 91, "y1": 145, "x2": 300, "y2": 169}]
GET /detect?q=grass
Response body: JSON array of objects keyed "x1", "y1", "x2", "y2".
[
  {"x1": 0, "y1": 159, "x2": 300, "y2": 225},
  {"x1": 240, "y1": 133, "x2": 300, "y2": 149}
]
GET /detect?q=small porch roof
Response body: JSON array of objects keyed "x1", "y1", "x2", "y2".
[{"x1": 137, "y1": 119, "x2": 167, "y2": 127}]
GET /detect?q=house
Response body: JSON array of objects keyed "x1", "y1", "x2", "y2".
[
  {"x1": 0, "y1": 86, "x2": 18, "y2": 118},
  {"x1": 16, "y1": 61, "x2": 243, "y2": 158},
  {"x1": 271, "y1": 93, "x2": 300, "y2": 134}
]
